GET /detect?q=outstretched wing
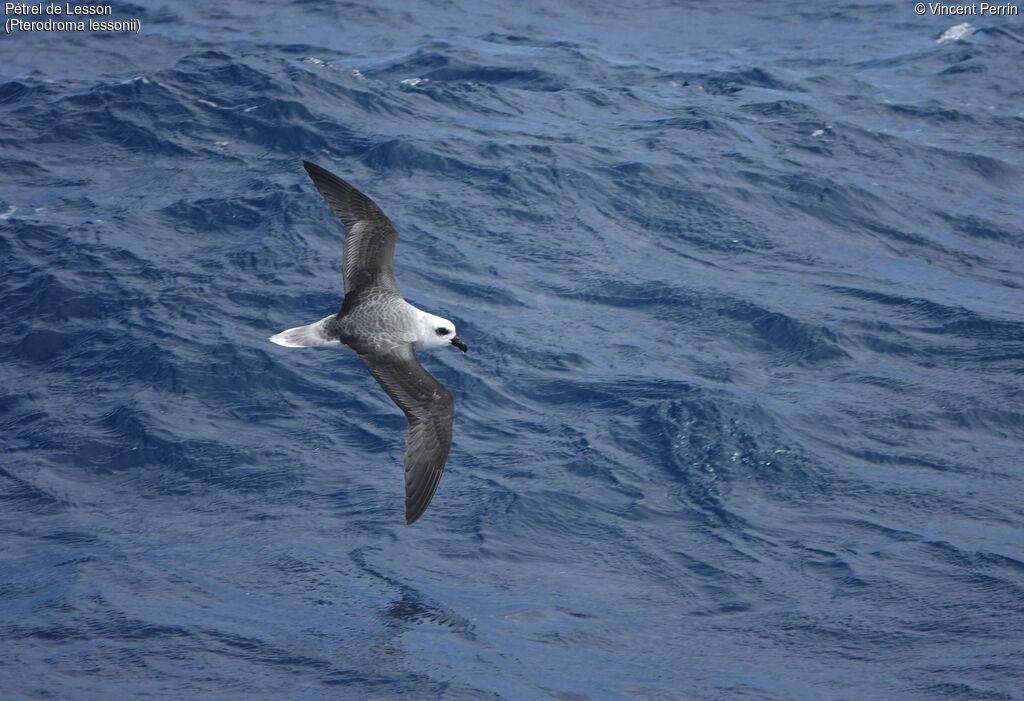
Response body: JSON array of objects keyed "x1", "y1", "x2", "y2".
[
  {"x1": 303, "y1": 161, "x2": 400, "y2": 294},
  {"x1": 356, "y1": 343, "x2": 455, "y2": 525}
]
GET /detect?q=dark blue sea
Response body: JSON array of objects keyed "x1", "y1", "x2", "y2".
[{"x1": 3, "y1": 1, "x2": 1024, "y2": 698}]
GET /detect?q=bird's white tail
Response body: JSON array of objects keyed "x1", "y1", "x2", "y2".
[{"x1": 269, "y1": 316, "x2": 341, "y2": 347}]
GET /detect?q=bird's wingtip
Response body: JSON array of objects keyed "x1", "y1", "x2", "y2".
[{"x1": 405, "y1": 500, "x2": 429, "y2": 526}]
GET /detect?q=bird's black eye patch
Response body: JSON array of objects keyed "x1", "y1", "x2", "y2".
[{"x1": 435, "y1": 327, "x2": 450, "y2": 336}]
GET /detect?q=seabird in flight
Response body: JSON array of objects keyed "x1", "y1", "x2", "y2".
[{"x1": 271, "y1": 161, "x2": 466, "y2": 524}]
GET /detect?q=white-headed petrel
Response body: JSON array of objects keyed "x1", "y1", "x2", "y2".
[{"x1": 271, "y1": 161, "x2": 466, "y2": 525}]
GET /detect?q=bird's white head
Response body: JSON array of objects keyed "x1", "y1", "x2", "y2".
[{"x1": 416, "y1": 313, "x2": 468, "y2": 353}]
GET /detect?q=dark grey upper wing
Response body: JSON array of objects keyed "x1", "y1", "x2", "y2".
[
  {"x1": 302, "y1": 161, "x2": 400, "y2": 294},
  {"x1": 356, "y1": 343, "x2": 455, "y2": 525}
]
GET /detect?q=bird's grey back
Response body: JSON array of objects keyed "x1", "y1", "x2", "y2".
[{"x1": 331, "y1": 287, "x2": 419, "y2": 351}]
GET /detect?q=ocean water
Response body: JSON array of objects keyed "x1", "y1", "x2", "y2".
[{"x1": 2, "y1": 1, "x2": 1024, "y2": 699}]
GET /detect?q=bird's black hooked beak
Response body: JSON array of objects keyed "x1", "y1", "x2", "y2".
[{"x1": 450, "y1": 336, "x2": 467, "y2": 353}]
